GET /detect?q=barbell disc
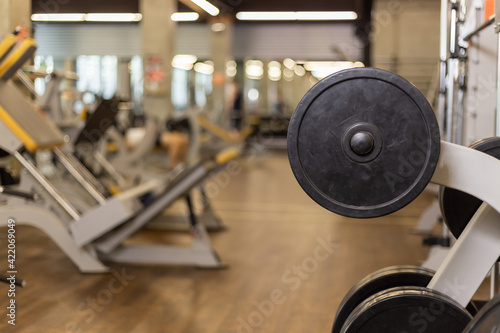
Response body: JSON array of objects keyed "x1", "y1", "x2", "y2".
[
  {"x1": 463, "y1": 292, "x2": 500, "y2": 333},
  {"x1": 287, "y1": 68, "x2": 441, "y2": 218},
  {"x1": 341, "y1": 286, "x2": 472, "y2": 333},
  {"x1": 332, "y1": 266, "x2": 435, "y2": 333},
  {"x1": 440, "y1": 137, "x2": 500, "y2": 239},
  {"x1": 332, "y1": 265, "x2": 477, "y2": 333}
]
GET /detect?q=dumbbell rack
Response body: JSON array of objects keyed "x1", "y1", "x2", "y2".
[
  {"x1": 286, "y1": 63, "x2": 500, "y2": 330},
  {"x1": 419, "y1": 0, "x2": 500, "y2": 297},
  {"x1": 428, "y1": 141, "x2": 500, "y2": 308}
]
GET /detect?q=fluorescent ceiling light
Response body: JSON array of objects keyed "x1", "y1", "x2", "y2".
[
  {"x1": 305, "y1": 61, "x2": 365, "y2": 79},
  {"x1": 226, "y1": 60, "x2": 237, "y2": 77},
  {"x1": 31, "y1": 13, "x2": 85, "y2": 22},
  {"x1": 85, "y1": 13, "x2": 142, "y2": 22},
  {"x1": 226, "y1": 60, "x2": 237, "y2": 70},
  {"x1": 194, "y1": 62, "x2": 214, "y2": 75},
  {"x1": 283, "y1": 68, "x2": 294, "y2": 81},
  {"x1": 245, "y1": 60, "x2": 264, "y2": 80},
  {"x1": 268, "y1": 68, "x2": 282, "y2": 81},
  {"x1": 311, "y1": 68, "x2": 341, "y2": 79},
  {"x1": 31, "y1": 13, "x2": 142, "y2": 22},
  {"x1": 171, "y1": 12, "x2": 199, "y2": 22},
  {"x1": 191, "y1": 0, "x2": 220, "y2": 16},
  {"x1": 211, "y1": 23, "x2": 226, "y2": 32},
  {"x1": 173, "y1": 54, "x2": 198, "y2": 64},
  {"x1": 237, "y1": 12, "x2": 296, "y2": 21},
  {"x1": 268, "y1": 61, "x2": 281, "y2": 69},
  {"x1": 172, "y1": 54, "x2": 198, "y2": 70},
  {"x1": 296, "y1": 11, "x2": 358, "y2": 20},
  {"x1": 294, "y1": 66, "x2": 306, "y2": 77},
  {"x1": 283, "y1": 58, "x2": 296, "y2": 70},
  {"x1": 304, "y1": 61, "x2": 359, "y2": 71},
  {"x1": 236, "y1": 11, "x2": 358, "y2": 21},
  {"x1": 268, "y1": 61, "x2": 282, "y2": 81}
]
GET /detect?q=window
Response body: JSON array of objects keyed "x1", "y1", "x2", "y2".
[{"x1": 76, "y1": 55, "x2": 117, "y2": 99}]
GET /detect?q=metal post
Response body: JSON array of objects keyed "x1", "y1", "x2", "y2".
[
  {"x1": 16, "y1": 70, "x2": 39, "y2": 98},
  {"x1": 490, "y1": 0, "x2": 500, "y2": 299},
  {"x1": 492, "y1": 262, "x2": 500, "y2": 299},
  {"x1": 456, "y1": 0, "x2": 467, "y2": 146},
  {"x1": 447, "y1": 1, "x2": 458, "y2": 143},
  {"x1": 53, "y1": 148, "x2": 106, "y2": 205},
  {"x1": 497, "y1": 34, "x2": 500, "y2": 135},
  {"x1": 438, "y1": 0, "x2": 449, "y2": 137},
  {"x1": 456, "y1": 73, "x2": 465, "y2": 145},
  {"x1": 440, "y1": 0, "x2": 453, "y2": 240},
  {"x1": 64, "y1": 152, "x2": 108, "y2": 195},
  {"x1": 93, "y1": 151, "x2": 128, "y2": 188},
  {"x1": 13, "y1": 151, "x2": 80, "y2": 221},
  {"x1": 446, "y1": 59, "x2": 456, "y2": 143}
]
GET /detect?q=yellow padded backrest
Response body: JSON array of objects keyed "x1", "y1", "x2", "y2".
[
  {"x1": 0, "y1": 38, "x2": 37, "y2": 80},
  {"x1": 0, "y1": 35, "x2": 17, "y2": 63},
  {"x1": 0, "y1": 81, "x2": 64, "y2": 152}
]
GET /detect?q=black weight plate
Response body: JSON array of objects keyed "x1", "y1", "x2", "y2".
[
  {"x1": 440, "y1": 137, "x2": 500, "y2": 239},
  {"x1": 341, "y1": 286, "x2": 472, "y2": 333},
  {"x1": 332, "y1": 266, "x2": 435, "y2": 333},
  {"x1": 288, "y1": 68, "x2": 441, "y2": 218},
  {"x1": 464, "y1": 292, "x2": 500, "y2": 332}
]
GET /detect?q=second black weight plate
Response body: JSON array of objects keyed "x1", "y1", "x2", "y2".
[
  {"x1": 463, "y1": 292, "x2": 500, "y2": 333},
  {"x1": 341, "y1": 286, "x2": 472, "y2": 333},
  {"x1": 440, "y1": 137, "x2": 500, "y2": 239},
  {"x1": 288, "y1": 68, "x2": 441, "y2": 218},
  {"x1": 332, "y1": 266, "x2": 435, "y2": 333}
]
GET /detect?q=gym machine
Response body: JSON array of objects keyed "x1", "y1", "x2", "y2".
[
  {"x1": 73, "y1": 101, "x2": 227, "y2": 231},
  {"x1": 10, "y1": 37, "x2": 228, "y2": 232},
  {"x1": 0, "y1": 36, "x2": 236, "y2": 272},
  {"x1": 287, "y1": 66, "x2": 500, "y2": 331},
  {"x1": 0, "y1": 41, "x2": 151, "y2": 273}
]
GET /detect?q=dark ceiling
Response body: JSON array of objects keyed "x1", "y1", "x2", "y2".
[
  {"x1": 32, "y1": 0, "x2": 371, "y2": 21},
  {"x1": 32, "y1": 0, "x2": 373, "y2": 64}
]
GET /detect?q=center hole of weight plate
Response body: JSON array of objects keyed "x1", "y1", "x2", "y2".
[
  {"x1": 341, "y1": 122, "x2": 383, "y2": 164},
  {"x1": 350, "y1": 131, "x2": 374, "y2": 156}
]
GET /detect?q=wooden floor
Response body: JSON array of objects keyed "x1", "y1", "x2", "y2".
[{"x1": 0, "y1": 151, "x2": 486, "y2": 332}]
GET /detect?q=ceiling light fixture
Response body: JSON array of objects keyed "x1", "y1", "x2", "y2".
[
  {"x1": 171, "y1": 12, "x2": 200, "y2": 22},
  {"x1": 85, "y1": 13, "x2": 143, "y2": 22},
  {"x1": 31, "y1": 13, "x2": 143, "y2": 22},
  {"x1": 172, "y1": 54, "x2": 198, "y2": 70},
  {"x1": 194, "y1": 62, "x2": 215, "y2": 75},
  {"x1": 236, "y1": 11, "x2": 358, "y2": 21},
  {"x1": 31, "y1": 13, "x2": 86, "y2": 22},
  {"x1": 304, "y1": 61, "x2": 365, "y2": 79},
  {"x1": 191, "y1": 0, "x2": 220, "y2": 16},
  {"x1": 211, "y1": 23, "x2": 226, "y2": 32}
]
